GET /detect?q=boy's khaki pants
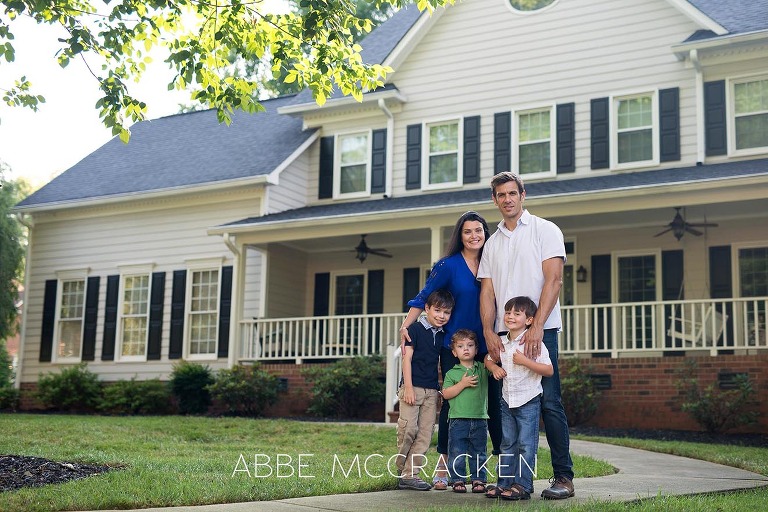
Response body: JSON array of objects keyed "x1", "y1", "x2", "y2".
[{"x1": 396, "y1": 386, "x2": 439, "y2": 479}]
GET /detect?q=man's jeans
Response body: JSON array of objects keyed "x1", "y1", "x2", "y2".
[
  {"x1": 497, "y1": 395, "x2": 540, "y2": 493},
  {"x1": 447, "y1": 418, "x2": 488, "y2": 483},
  {"x1": 542, "y1": 328, "x2": 574, "y2": 480}
]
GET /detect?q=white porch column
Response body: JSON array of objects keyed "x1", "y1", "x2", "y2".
[
  {"x1": 430, "y1": 226, "x2": 444, "y2": 267},
  {"x1": 224, "y1": 233, "x2": 244, "y2": 368}
]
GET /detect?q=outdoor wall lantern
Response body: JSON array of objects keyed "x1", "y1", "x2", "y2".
[{"x1": 576, "y1": 265, "x2": 588, "y2": 283}]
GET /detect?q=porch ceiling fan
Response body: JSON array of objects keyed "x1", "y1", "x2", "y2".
[
  {"x1": 654, "y1": 207, "x2": 718, "y2": 241},
  {"x1": 352, "y1": 235, "x2": 393, "y2": 263}
]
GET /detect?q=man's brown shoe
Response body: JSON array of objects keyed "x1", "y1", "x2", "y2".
[{"x1": 541, "y1": 476, "x2": 574, "y2": 499}]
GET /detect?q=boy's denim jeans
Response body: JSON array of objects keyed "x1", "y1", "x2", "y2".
[
  {"x1": 497, "y1": 395, "x2": 540, "y2": 493},
  {"x1": 447, "y1": 418, "x2": 488, "y2": 483},
  {"x1": 542, "y1": 328, "x2": 575, "y2": 480}
]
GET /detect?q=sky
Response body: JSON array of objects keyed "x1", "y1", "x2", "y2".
[{"x1": 0, "y1": 3, "x2": 289, "y2": 189}]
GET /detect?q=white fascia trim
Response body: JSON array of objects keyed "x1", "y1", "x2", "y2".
[
  {"x1": 12, "y1": 174, "x2": 272, "y2": 214},
  {"x1": 209, "y1": 172, "x2": 768, "y2": 235},
  {"x1": 665, "y1": 0, "x2": 727, "y2": 35},
  {"x1": 671, "y1": 30, "x2": 768, "y2": 59},
  {"x1": 277, "y1": 88, "x2": 407, "y2": 116},
  {"x1": 383, "y1": 7, "x2": 446, "y2": 70},
  {"x1": 266, "y1": 130, "x2": 320, "y2": 185}
]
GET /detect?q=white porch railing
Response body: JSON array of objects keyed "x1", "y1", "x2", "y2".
[{"x1": 239, "y1": 313, "x2": 404, "y2": 363}]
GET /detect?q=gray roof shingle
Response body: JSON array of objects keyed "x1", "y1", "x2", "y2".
[
  {"x1": 17, "y1": 95, "x2": 315, "y2": 207},
  {"x1": 222, "y1": 158, "x2": 768, "y2": 228},
  {"x1": 687, "y1": 0, "x2": 768, "y2": 35}
]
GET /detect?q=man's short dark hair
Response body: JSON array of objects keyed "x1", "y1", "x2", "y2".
[
  {"x1": 450, "y1": 328, "x2": 478, "y2": 349},
  {"x1": 490, "y1": 172, "x2": 525, "y2": 196},
  {"x1": 426, "y1": 289, "x2": 455, "y2": 310},
  {"x1": 504, "y1": 296, "x2": 537, "y2": 318}
]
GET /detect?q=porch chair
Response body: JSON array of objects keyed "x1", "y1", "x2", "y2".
[{"x1": 667, "y1": 305, "x2": 728, "y2": 347}]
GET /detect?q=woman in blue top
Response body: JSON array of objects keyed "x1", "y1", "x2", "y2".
[{"x1": 399, "y1": 211, "x2": 502, "y2": 490}]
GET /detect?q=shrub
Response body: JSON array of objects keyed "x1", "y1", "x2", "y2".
[
  {"x1": 675, "y1": 359, "x2": 759, "y2": 433},
  {"x1": 301, "y1": 355, "x2": 385, "y2": 419},
  {"x1": 0, "y1": 339, "x2": 13, "y2": 387},
  {"x1": 560, "y1": 358, "x2": 600, "y2": 427},
  {"x1": 169, "y1": 360, "x2": 213, "y2": 415},
  {"x1": 207, "y1": 364, "x2": 279, "y2": 417},
  {"x1": 36, "y1": 363, "x2": 103, "y2": 412},
  {"x1": 101, "y1": 378, "x2": 174, "y2": 415},
  {"x1": 0, "y1": 385, "x2": 19, "y2": 411}
]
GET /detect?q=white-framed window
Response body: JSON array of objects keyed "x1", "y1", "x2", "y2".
[
  {"x1": 613, "y1": 250, "x2": 660, "y2": 348},
  {"x1": 514, "y1": 106, "x2": 555, "y2": 177},
  {"x1": 331, "y1": 271, "x2": 367, "y2": 316},
  {"x1": 734, "y1": 243, "x2": 768, "y2": 346},
  {"x1": 54, "y1": 269, "x2": 89, "y2": 363},
  {"x1": 117, "y1": 267, "x2": 152, "y2": 361},
  {"x1": 611, "y1": 91, "x2": 658, "y2": 169},
  {"x1": 730, "y1": 76, "x2": 768, "y2": 155},
  {"x1": 505, "y1": 0, "x2": 558, "y2": 15},
  {"x1": 423, "y1": 119, "x2": 462, "y2": 190},
  {"x1": 184, "y1": 259, "x2": 223, "y2": 360},
  {"x1": 334, "y1": 131, "x2": 371, "y2": 198}
]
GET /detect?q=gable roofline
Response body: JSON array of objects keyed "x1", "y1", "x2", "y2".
[
  {"x1": 277, "y1": 87, "x2": 407, "y2": 116},
  {"x1": 381, "y1": 5, "x2": 445, "y2": 70},
  {"x1": 669, "y1": 0, "x2": 727, "y2": 35}
]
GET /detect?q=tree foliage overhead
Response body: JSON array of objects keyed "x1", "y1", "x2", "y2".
[{"x1": 1, "y1": 0, "x2": 449, "y2": 142}]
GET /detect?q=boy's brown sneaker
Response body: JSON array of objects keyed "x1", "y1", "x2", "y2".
[{"x1": 541, "y1": 476, "x2": 574, "y2": 499}]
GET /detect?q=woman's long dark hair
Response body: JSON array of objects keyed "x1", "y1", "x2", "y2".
[{"x1": 444, "y1": 211, "x2": 491, "y2": 259}]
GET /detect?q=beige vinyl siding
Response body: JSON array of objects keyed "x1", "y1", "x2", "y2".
[
  {"x1": 21, "y1": 188, "x2": 262, "y2": 383},
  {"x1": 267, "y1": 152, "x2": 310, "y2": 214},
  {"x1": 383, "y1": 0, "x2": 700, "y2": 192},
  {"x1": 266, "y1": 244, "x2": 309, "y2": 317}
]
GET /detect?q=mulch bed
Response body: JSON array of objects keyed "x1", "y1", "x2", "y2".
[{"x1": 0, "y1": 455, "x2": 113, "y2": 493}]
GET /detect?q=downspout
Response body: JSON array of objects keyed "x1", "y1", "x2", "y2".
[
  {"x1": 13, "y1": 213, "x2": 34, "y2": 390},
  {"x1": 690, "y1": 49, "x2": 706, "y2": 165},
  {"x1": 378, "y1": 98, "x2": 394, "y2": 198},
  {"x1": 222, "y1": 233, "x2": 241, "y2": 368}
]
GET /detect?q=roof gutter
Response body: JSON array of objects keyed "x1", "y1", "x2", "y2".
[
  {"x1": 672, "y1": 30, "x2": 768, "y2": 60},
  {"x1": 277, "y1": 88, "x2": 407, "y2": 116},
  {"x1": 12, "y1": 174, "x2": 272, "y2": 214}
]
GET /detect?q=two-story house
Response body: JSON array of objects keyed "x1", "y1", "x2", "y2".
[{"x1": 13, "y1": 0, "x2": 768, "y2": 429}]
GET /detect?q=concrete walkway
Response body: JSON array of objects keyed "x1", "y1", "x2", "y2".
[{"x1": 94, "y1": 438, "x2": 768, "y2": 511}]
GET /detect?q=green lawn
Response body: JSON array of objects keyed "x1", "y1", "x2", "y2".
[
  {"x1": 1, "y1": 414, "x2": 766, "y2": 512},
  {"x1": 0, "y1": 414, "x2": 611, "y2": 512}
]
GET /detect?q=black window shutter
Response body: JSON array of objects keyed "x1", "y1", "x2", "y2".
[
  {"x1": 704, "y1": 80, "x2": 727, "y2": 156},
  {"x1": 313, "y1": 273, "x2": 330, "y2": 316},
  {"x1": 367, "y1": 270, "x2": 385, "y2": 314},
  {"x1": 217, "y1": 266, "x2": 233, "y2": 358},
  {"x1": 101, "y1": 275, "x2": 119, "y2": 361},
  {"x1": 319, "y1": 136, "x2": 334, "y2": 199},
  {"x1": 662, "y1": 250, "x2": 684, "y2": 300},
  {"x1": 494, "y1": 112, "x2": 511, "y2": 173},
  {"x1": 590, "y1": 97, "x2": 610, "y2": 169},
  {"x1": 168, "y1": 269, "x2": 187, "y2": 359},
  {"x1": 463, "y1": 116, "x2": 481, "y2": 183},
  {"x1": 39, "y1": 280, "x2": 57, "y2": 362},
  {"x1": 147, "y1": 272, "x2": 165, "y2": 360},
  {"x1": 371, "y1": 128, "x2": 387, "y2": 194},
  {"x1": 556, "y1": 103, "x2": 575, "y2": 173},
  {"x1": 405, "y1": 124, "x2": 422, "y2": 190},
  {"x1": 659, "y1": 87, "x2": 680, "y2": 162},
  {"x1": 709, "y1": 246, "x2": 732, "y2": 298},
  {"x1": 402, "y1": 268, "x2": 420, "y2": 313},
  {"x1": 591, "y1": 254, "x2": 612, "y2": 304},
  {"x1": 82, "y1": 276, "x2": 100, "y2": 361}
]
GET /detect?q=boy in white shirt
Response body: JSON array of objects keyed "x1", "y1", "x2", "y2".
[{"x1": 485, "y1": 296, "x2": 553, "y2": 500}]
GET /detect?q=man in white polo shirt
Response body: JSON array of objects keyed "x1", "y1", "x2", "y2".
[{"x1": 478, "y1": 171, "x2": 575, "y2": 500}]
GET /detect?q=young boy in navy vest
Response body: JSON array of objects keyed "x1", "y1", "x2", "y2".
[{"x1": 397, "y1": 289, "x2": 454, "y2": 490}]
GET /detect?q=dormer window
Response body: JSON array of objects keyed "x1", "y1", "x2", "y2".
[{"x1": 335, "y1": 131, "x2": 371, "y2": 198}]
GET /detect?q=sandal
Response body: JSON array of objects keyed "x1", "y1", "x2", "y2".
[
  {"x1": 485, "y1": 485, "x2": 505, "y2": 498},
  {"x1": 452, "y1": 481, "x2": 467, "y2": 493},
  {"x1": 471, "y1": 481, "x2": 486, "y2": 493},
  {"x1": 500, "y1": 483, "x2": 531, "y2": 501},
  {"x1": 432, "y1": 475, "x2": 449, "y2": 490}
]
